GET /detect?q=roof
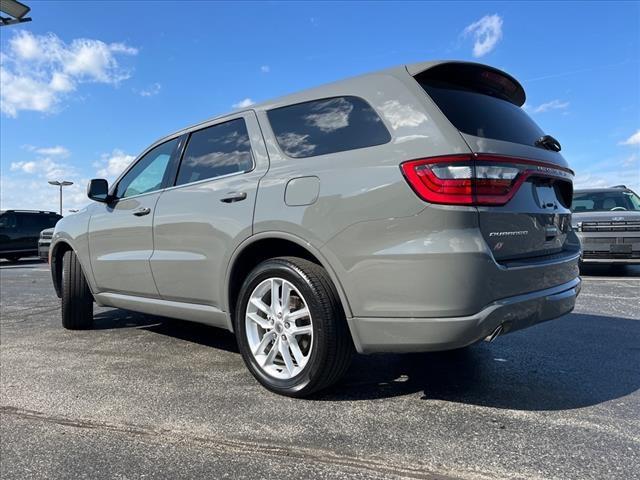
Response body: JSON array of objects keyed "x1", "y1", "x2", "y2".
[
  {"x1": 247, "y1": 59, "x2": 524, "y2": 111},
  {"x1": 174, "y1": 60, "x2": 523, "y2": 135}
]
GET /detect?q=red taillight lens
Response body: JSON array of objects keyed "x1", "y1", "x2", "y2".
[{"x1": 400, "y1": 154, "x2": 573, "y2": 206}]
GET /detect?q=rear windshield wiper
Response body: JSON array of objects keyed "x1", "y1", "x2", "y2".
[{"x1": 535, "y1": 135, "x2": 562, "y2": 152}]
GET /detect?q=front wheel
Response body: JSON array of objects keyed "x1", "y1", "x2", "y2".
[
  {"x1": 235, "y1": 257, "x2": 353, "y2": 397},
  {"x1": 61, "y1": 250, "x2": 94, "y2": 329}
]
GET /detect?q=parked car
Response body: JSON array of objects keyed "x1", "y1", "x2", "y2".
[
  {"x1": 49, "y1": 60, "x2": 581, "y2": 396},
  {"x1": 572, "y1": 186, "x2": 640, "y2": 264},
  {"x1": 38, "y1": 227, "x2": 55, "y2": 261},
  {"x1": 0, "y1": 210, "x2": 62, "y2": 262}
]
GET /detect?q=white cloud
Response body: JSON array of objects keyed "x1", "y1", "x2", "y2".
[
  {"x1": 304, "y1": 97, "x2": 353, "y2": 132},
  {"x1": 574, "y1": 153, "x2": 640, "y2": 193},
  {"x1": 619, "y1": 129, "x2": 640, "y2": 146},
  {"x1": 232, "y1": 98, "x2": 254, "y2": 109},
  {"x1": 276, "y1": 132, "x2": 316, "y2": 157},
  {"x1": 1, "y1": 175, "x2": 90, "y2": 212},
  {"x1": 1, "y1": 31, "x2": 137, "y2": 117},
  {"x1": 1, "y1": 144, "x2": 92, "y2": 212},
  {"x1": 463, "y1": 14, "x2": 503, "y2": 58},
  {"x1": 10, "y1": 161, "x2": 37, "y2": 173},
  {"x1": 96, "y1": 149, "x2": 135, "y2": 181},
  {"x1": 526, "y1": 99, "x2": 570, "y2": 114},
  {"x1": 574, "y1": 170, "x2": 639, "y2": 193},
  {"x1": 622, "y1": 153, "x2": 639, "y2": 167},
  {"x1": 379, "y1": 100, "x2": 428, "y2": 129},
  {"x1": 139, "y1": 82, "x2": 161, "y2": 97},
  {"x1": 25, "y1": 145, "x2": 70, "y2": 157},
  {"x1": 7, "y1": 157, "x2": 71, "y2": 184},
  {"x1": 260, "y1": 65, "x2": 270, "y2": 73}
]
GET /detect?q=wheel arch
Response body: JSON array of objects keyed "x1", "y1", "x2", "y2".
[
  {"x1": 225, "y1": 232, "x2": 353, "y2": 332},
  {"x1": 50, "y1": 240, "x2": 74, "y2": 298},
  {"x1": 50, "y1": 240, "x2": 95, "y2": 299}
]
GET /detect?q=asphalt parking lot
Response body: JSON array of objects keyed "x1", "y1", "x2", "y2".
[{"x1": 1, "y1": 259, "x2": 639, "y2": 480}]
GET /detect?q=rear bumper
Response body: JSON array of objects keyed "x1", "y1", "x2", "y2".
[
  {"x1": 348, "y1": 277, "x2": 580, "y2": 353},
  {"x1": 578, "y1": 232, "x2": 640, "y2": 264}
]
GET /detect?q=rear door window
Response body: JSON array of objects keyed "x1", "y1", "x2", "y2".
[
  {"x1": 175, "y1": 118, "x2": 254, "y2": 186},
  {"x1": 267, "y1": 96, "x2": 391, "y2": 158}
]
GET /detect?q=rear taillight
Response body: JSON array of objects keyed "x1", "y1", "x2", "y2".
[{"x1": 400, "y1": 154, "x2": 573, "y2": 206}]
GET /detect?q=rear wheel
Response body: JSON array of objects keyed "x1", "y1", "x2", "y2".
[
  {"x1": 61, "y1": 250, "x2": 94, "y2": 330},
  {"x1": 235, "y1": 257, "x2": 353, "y2": 397}
]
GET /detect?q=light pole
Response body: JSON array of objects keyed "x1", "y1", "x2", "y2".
[
  {"x1": 48, "y1": 180, "x2": 73, "y2": 215},
  {"x1": 0, "y1": 0, "x2": 32, "y2": 27}
]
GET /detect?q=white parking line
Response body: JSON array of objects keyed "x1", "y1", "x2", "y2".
[
  {"x1": 581, "y1": 276, "x2": 640, "y2": 282},
  {"x1": 579, "y1": 293, "x2": 638, "y2": 300},
  {"x1": 0, "y1": 265, "x2": 49, "y2": 270}
]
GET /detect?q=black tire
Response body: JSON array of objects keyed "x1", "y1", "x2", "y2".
[
  {"x1": 61, "y1": 250, "x2": 94, "y2": 330},
  {"x1": 235, "y1": 257, "x2": 353, "y2": 397}
]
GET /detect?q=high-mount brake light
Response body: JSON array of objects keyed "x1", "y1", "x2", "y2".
[{"x1": 400, "y1": 154, "x2": 573, "y2": 206}]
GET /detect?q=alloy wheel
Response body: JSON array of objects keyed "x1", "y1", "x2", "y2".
[{"x1": 245, "y1": 277, "x2": 313, "y2": 379}]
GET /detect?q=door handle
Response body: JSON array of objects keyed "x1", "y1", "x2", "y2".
[
  {"x1": 220, "y1": 192, "x2": 247, "y2": 203},
  {"x1": 132, "y1": 207, "x2": 151, "y2": 216}
]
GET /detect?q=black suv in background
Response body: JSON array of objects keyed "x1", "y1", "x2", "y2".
[
  {"x1": 572, "y1": 186, "x2": 640, "y2": 264},
  {"x1": 0, "y1": 210, "x2": 62, "y2": 262}
]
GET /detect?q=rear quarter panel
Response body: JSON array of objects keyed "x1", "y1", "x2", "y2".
[{"x1": 252, "y1": 70, "x2": 471, "y2": 250}]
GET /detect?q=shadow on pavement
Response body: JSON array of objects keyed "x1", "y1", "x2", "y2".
[
  {"x1": 317, "y1": 312, "x2": 640, "y2": 410},
  {"x1": 0, "y1": 258, "x2": 45, "y2": 268},
  {"x1": 92, "y1": 309, "x2": 639, "y2": 410},
  {"x1": 93, "y1": 309, "x2": 239, "y2": 353},
  {"x1": 580, "y1": 263, "x2": 640, "y2": 277}
]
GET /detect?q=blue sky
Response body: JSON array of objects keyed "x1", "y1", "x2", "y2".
[{"x1": 1, "y1": 1, "x2": 639, "y2": 212}]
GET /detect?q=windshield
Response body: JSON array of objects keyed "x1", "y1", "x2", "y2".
[{"x1": 572, "y1": 190, "x2": 640, "y2": 212}]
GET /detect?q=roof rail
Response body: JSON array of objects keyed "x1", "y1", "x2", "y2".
[
  {"x1": 610, "y1": 185, "x2": 627, "y2": 189},
  {"x1": 1, "y1": 209, "x2": 60, "y2": 214}
]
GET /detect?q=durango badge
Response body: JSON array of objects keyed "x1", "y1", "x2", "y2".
[{"x1": 489, "y1": 230, "x2": 530, "y2": 237}]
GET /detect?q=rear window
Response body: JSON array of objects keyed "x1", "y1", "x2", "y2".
[
  {"x1": 416, "y1": 64, "x2": 544, "y2": 147},
  {"x1": 572, "y1": 191, "x2": 640, "y2": 212},
  {"x1": 268, "y1": 96, "x2": 391, "y2": 158},
  {"x1": 17, "y1": 213, "x2": 60, "y2": 230}
]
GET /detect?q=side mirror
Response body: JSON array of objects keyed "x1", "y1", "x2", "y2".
[{"x1": 87, "y1": 179, "x2": 110, "y2": 203}]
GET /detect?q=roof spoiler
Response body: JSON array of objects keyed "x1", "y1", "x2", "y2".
[{"x1": 407, "y1": 61, "x2": 526, "y2": 107}]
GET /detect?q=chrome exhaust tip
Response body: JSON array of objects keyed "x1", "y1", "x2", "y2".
[{"x1": 484, "y1": 325, "x2": 503, "y2": 343}]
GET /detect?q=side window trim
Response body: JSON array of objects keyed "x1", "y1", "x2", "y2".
[
  {"x1": 110, "y1": 136, "x2": 181, "y2": 201},
  {"x1": 171, "y1": 115, "x2": 255, "y2": 188},
  {"x1": 164, "y1": 133, "x2": 189, "y2": 189}
]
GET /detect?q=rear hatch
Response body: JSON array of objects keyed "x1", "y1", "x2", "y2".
[{"x1": 411, "y1": 62, "x2": 575, "y2": 262}]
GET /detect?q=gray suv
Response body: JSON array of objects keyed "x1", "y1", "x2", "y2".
[
  {"x1": 572, "y1": 186, "x2": 640, "y2": 264},
  {"x1": 50, "y1": 61, "x2": 581, "y2": 396}
]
